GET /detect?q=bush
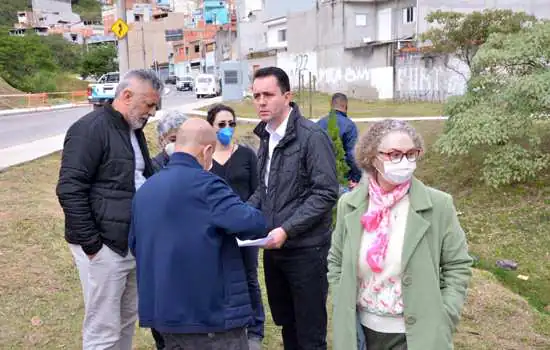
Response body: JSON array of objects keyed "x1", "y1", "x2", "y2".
[
  {"x1": 436, "y1": 21, "x2": 550, "y2": 187},
  {"x1": 327, "y1": 109, "x2": 350, "y2": 186}
]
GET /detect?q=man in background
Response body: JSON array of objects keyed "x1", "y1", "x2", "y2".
[{"x1": 317, "y1": 93, "x2": 362, "y2": 188}]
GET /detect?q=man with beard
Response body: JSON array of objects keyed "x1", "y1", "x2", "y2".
[{"x1": 56, "y1": 69, "x2": 162, "y2": 350}]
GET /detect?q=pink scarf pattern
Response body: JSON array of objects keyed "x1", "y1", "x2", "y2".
[{"x1": 360, "y1": 177, "x2": 411, "y2": 273}]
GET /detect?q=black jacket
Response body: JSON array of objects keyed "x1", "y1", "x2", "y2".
[
  {"x1": 248, "y1": 103, "x2": 339, "y2": 249},
  {"x1": 56, "y1": 105, "x2": 154, "y2": 256},
  {"x1": 151, "y1": 151, "x2": 170, "y2": 173}
]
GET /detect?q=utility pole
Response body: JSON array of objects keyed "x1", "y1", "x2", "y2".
[
  {"x1": 117, "y1": 0, "x2": 129, "y2": 75},
  {"x1": 141, "y1": 23, "x2": 146, "y2": 69},
  {"x1": 235, "y1": 0, "x2": 242, "y2": 61}
]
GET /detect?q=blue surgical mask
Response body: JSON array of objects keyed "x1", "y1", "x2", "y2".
[{"x1": 217, "y1": 127, "x2": 234, "y2": 146}]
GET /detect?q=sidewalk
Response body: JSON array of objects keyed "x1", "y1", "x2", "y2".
[
  {"x1": 0, "y1": 87, "x2": 172, "y2": 118},
  {"x1": 0, "y1": 96, "x2": 220, "y2": 172}
]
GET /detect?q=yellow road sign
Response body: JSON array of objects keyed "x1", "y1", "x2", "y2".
[{"x1": 111, "y1": 18, "x2": 129, "y2": 39}]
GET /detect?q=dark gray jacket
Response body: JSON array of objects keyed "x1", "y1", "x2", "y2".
[{"x1": 248, "y1": 103, "x2": 339, "y2": 249}]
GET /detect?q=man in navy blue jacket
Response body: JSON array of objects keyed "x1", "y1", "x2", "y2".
[
  {"x1": 317, "y1": 93, "x2": 362, "y2": 187},
  {"x1": 129, "y1": 118, "x2": 268, "y2": 350}
]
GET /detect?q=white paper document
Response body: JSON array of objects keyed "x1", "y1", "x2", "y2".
[{"x1": 236, "y1": 236, "x2": 272, "y2": 247}]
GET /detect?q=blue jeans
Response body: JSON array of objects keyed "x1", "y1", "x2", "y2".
[{"x1": 241, "y1": 246, "x2": 265, "y2": 340}]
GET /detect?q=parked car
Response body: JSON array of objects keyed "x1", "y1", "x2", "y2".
[
  {"x1": 176, "y1": 76, "x2": 194, "y2": 91},
  {"x1": 87, "y1": 72, "x2": 119, "y2": 110},
  {"x1": 165, "y1": 75, "x2": 177, "y2": 84},
  {"x1": 195, "y1": 74, "x2": 221, "y2": 98}
]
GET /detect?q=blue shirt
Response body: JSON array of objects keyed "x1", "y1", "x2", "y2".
[{"x1": 317, "y1": 110, "x2": 362, "y2": 182}]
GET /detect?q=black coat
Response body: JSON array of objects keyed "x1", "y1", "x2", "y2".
[
  {"x1": 248, "y1": 102, "x2": 339, "y2": 249},
  {"x1": 56, "y1": 105, "x2": 154, "y2": 256}
]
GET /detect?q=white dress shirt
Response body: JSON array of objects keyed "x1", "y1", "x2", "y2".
[{"x1": 264, "y1": 108, "x2": 292, "y2": 188}]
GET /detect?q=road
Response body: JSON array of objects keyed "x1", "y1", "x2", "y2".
[{"x1": 0, "y1": 88, "x2": 198, "y2": 150}]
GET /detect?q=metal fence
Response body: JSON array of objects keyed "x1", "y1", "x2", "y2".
[{"x1": 0, "y1": 91, "x2": 88, "y2": 110}]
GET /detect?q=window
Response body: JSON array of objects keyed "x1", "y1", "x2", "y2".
[
  {"x1": 355, "y1": 14, "x2": 367, "y2": 27},
  {"x1": 194, "y1": 45, "x2": 200, "y2": 53},
  {"x1": 278, "y1": 29, "x2": 286, "y2": 42},
  {"x1": 403, "y1": 7, "x2": 415, "y2": 24},
  {"x1": 224, "y1": 70, "x2": 238, "y2": 85},
  {"x1": 134, "y1": 14, "x2": 141, "y2": 22},
  {"x1": 185, "y1": 47, "x2": 189, "y2": 55},
  {"x1": 105, "y1": 73, "x2": 119, "y2": 83}
]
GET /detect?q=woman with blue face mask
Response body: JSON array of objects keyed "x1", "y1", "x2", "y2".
[{"x1": 206, "y1": 104, "x2": 265, "y2": 350}]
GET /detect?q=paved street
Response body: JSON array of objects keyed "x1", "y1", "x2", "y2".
[{"x1": 0, "y1": 88, "x2": 200, "y2": 150}]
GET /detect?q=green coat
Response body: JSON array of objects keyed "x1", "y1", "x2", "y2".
[{"x1": 328, "y1": 177, "x2": 473, "y2": 350}]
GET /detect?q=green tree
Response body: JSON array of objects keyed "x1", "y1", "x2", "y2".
[
  {"x1": 327, "y1": 109, "x2": 350, "y2": 186},
  {"x1": 0, "y1": 33, "x2": 59, "y2": 91},
  {"x1": 71, "y1": 0, "x2": 102, "y2": 22},
  {"x1": 436, "y1": 21, "x2": 550, "y2": 187},
  {"x1": 80, "y1": 44, "x2": 118, "y2": 79},
  {"x1": 0, "y1": 0, "x2": 31, "y2": 28},
  {"x1": 42, "y1": 34, "x2": 83, "y2": 72},
  {"x1": 421, "y1": 9, "x2": 536, "y2": 78}
]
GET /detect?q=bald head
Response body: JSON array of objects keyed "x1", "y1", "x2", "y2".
[
  {"x1": 174, "y1": 118, "x2": 217, "y2": 169},
  {"x1": 176, "y1": 118, "x2": 216, "y2": 147}
]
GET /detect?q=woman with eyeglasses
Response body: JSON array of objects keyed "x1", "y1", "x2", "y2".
[
  {"x1": 328, "y1": 119, "x2": 472, "y2": 350},
  {"x1": 206, "y1": 103, "x2": 265, "y2": 350}
]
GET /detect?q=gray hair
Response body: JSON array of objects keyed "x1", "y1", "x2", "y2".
[
  {"x1": 355, "y1": 119, "x2": 425, "y2": 174},
  {"x1": 115, "y1": 69, "x2": 164, "y2": 98},
  {"x1": 156, "y1": 110, "x2": 189, "y2": 137}
]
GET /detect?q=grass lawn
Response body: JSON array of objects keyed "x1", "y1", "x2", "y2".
[
  {"x1": 0, "y1": 120, "x2": 549, "y2": 349},
  {"x1": 211, "y1": 92, "x2": 444, "y2": 119}
]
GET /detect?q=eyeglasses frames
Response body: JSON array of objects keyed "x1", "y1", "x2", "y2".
[
  {"x1": 217, "y1": 121, "x2": 237, "y2": 128},
  {"x1": 378, "y1": 149, "x2": 421, "y2": 163}
]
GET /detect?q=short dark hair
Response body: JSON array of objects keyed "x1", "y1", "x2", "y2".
[
  {"x1": 331, "y1": 93, "x2": 348, "y2": 106},
  {"x1": 253, "y1": 67, "x2": 291, "y2": 94},
  {"x1": 206, "y1": 104, "x2": 236, "y2": 125}
]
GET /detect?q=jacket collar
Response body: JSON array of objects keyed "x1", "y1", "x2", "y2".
[
  {"x1": 168, "y1": 152, "x2": 203, "y2": 169},
  {"x1": 343, "y1": 175, "x2": 433, "y2": 271},
  {"x1": 334, "y1": 110, "x2": 348, "y2": 118},
  {"x1": 104, "y1": 103, "x2": 132, "y2": 131},
  {"x1": 253, "y1": 102, "x2": 302, "y2": 146}
]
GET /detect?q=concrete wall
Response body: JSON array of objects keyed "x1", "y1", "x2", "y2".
[
  {"x1": 127, "y1": 13, "x2": 188, "y2": 70},
  {"x1": 239, "y1": 12, "x2": 268, "y2": 57},
  {"x1": 245, "y1": 55, "x2": 278, "y2": 88},
  {"x1": 266, "y1": 19, "x2": 287, "y2": 49},
  {"x1": 394, "y1": 53, "x2": 468, "y2": 101},
  {"x1": 263, "y1": 0, "x2": 315, "y2": 21},
  {"x1": 283, "y1": 6, "x2": 393, "y2": 100}
]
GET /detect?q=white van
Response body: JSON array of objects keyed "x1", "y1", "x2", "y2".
[{"x1": 195, "y1": 74, "x2": 221, "y2": 98}]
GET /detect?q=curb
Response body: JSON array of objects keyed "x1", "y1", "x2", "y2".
[
  {"x1": 0, "y1": 103, "x2": 89, "y2": 117},
  {"x1": 0, "y1": 88, "x2": 172, "y2": 117}
]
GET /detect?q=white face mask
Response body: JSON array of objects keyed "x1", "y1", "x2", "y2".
[
  {"x1": 378, "y1": 157, "x2": 417, "y2": 185},
  {"x1": 164, "y1": 142, "x2": 175, "y2": 156}
]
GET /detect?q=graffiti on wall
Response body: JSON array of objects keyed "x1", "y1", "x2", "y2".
[
  {"x1": 276, "y1": 51, "x2": 394, "y2": 99},
  {"x1": 317, "y1": 67, "x2": 371, "y2": 85},
  {"x1": 394, "y1": 54, "x2": 468, "y2": 101},
  {"x1": 277, "y1": 52, "x2": 317, "y2": 87}
]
